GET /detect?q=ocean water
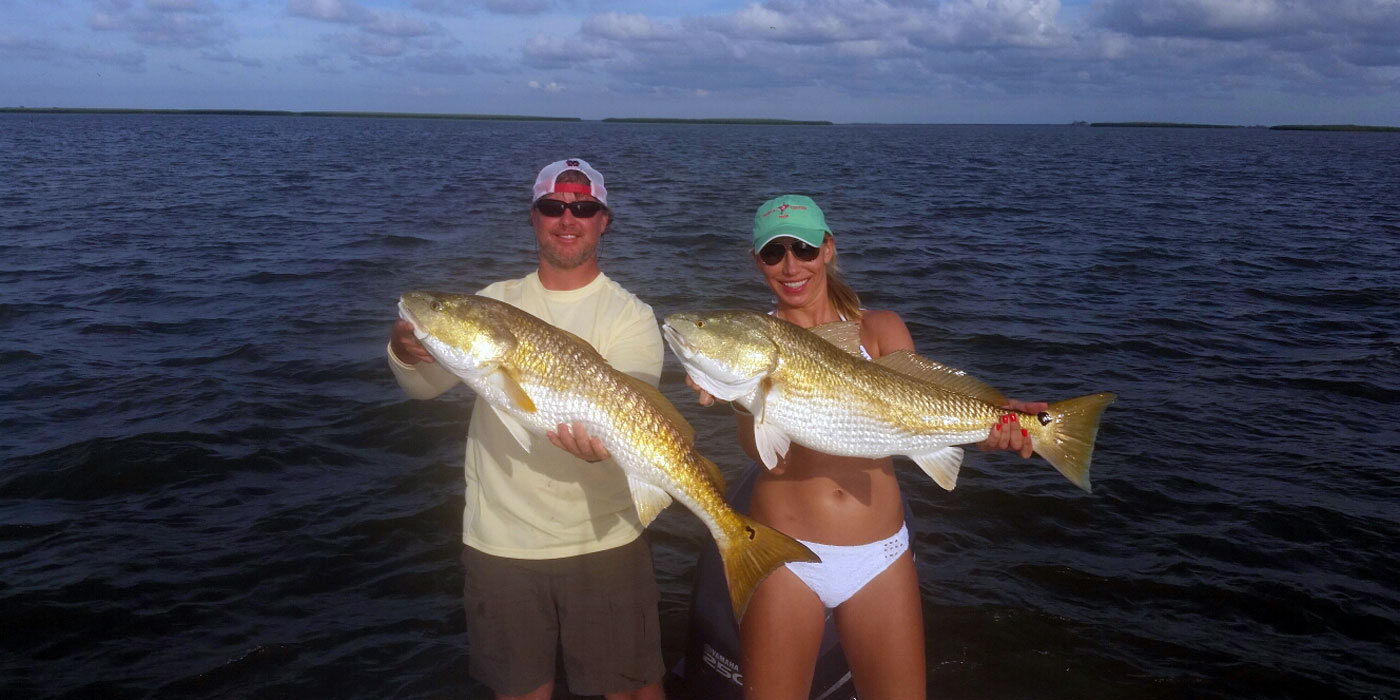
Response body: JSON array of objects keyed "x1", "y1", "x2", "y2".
[{"x1": 1, "y1": 114, "x2": 1397, "y2": 699}]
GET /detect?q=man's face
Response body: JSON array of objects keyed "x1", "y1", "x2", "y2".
[{"x1": 530, "y1": 190, "x2": 609, "y2": 271}]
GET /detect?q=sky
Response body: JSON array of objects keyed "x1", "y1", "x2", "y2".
[{"x1": 1, "y1": 0, "x2": 1398, "y2": 125}]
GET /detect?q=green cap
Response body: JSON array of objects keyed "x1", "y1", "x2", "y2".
[{"x1": 752, "y1": 194, "x2": 830, "y2": 252}]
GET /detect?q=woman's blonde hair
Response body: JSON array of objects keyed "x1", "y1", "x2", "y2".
[{"x1": 824, "y1": 235, "x2": 863, "y2": 321}]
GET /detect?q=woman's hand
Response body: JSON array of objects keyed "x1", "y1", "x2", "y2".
[
  {"x1": 977, "y1": 399, "x2": 1048, "y2": 459},
  {"x1": 548, "y1": 422, "x2": 611, "y2": 462}
]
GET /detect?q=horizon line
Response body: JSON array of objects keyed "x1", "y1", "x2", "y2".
[{"x1": 2, "y1": 107, "x2": 1396, "y2": 131}]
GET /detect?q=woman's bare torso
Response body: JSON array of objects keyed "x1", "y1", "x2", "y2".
[{"x1": 741, "y1": 308, "x2": 913, "y2": 545}]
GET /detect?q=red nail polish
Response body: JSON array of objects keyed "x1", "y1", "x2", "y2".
[
  {"x1": 1021, "y1": 429, "x2": 1028, "y2": 437},
  {"x1": 1001, "y1": 415, "x2": 1008, "y2": 423},
  {"x1": 996, "y1": 424, "x2": 1002, "y2": 431}
]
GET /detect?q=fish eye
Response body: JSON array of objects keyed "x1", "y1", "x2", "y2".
[
  {"x1": 430, "y1": 300, "x2": 444, "y2": 312},
  {"x1": 695, "y1": 320, "x2": 704, "y2": 328}
]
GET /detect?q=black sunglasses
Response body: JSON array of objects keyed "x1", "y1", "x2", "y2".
[
  {"x1": 758, "y1": 239, "x2": 822, "y2": 266},
  {"x1": 534, "y1": 199, "x2": 607, "y2": 218}
]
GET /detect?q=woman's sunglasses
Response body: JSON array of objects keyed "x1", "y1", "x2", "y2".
[
  {"x1": 534, "y1": 199, "x2": 607, "y2": 218},
  {"x1": 758, "y1": 240, "x2": 822, "y2": 266}
]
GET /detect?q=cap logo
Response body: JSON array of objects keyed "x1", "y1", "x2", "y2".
[
  {"x1": 566, "y1": 159, "x2": 579, "y2": 167},
  {"x1": 763, "y1": 203, "x2": 807, "y2": 219}
]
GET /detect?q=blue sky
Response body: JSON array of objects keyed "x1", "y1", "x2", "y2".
[{"x1": 2, "y1": 0, "x2": 1397, "y2": 124}]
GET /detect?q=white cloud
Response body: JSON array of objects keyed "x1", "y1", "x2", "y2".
[
  {"x1": 583, "y1": 12, "x2": 677, "y2": 41},
  {"x1": 201, "y1": 48, "x2": 262, "y2": 67},
  {"x1": 287, "y1": 0, "x2": 364, "y2": 24},
  {"x1": 147, "y1": 0, "x2": 217, "y2": 13},
  {"x1": 523, "y1": 33, "x2": 615, "y2": 68},
  {"x1": 87, "y1": 0, "x2": 230, "y2": 49},
  {"x1": 483, "y1": 0, "x2": 555, "y2": 14},
  {"x1": 339, "y1": 31, "x2": 408, "y2": 57},
  {"x1": 75, "y1": 45, "x2": 146, "y2": 70},
  {"x1": 1095, "y1": 0, "x2": 1400, "y2": 48},
  {"x1": 362, "y1": 10, "x2": 437, "y2": 37},
  {"x1": 0, "y1": 35, "x2": 63, "y2": 60},
  {"x1": 525, "y1": 0, "x2": 1398, "y2": 113}
]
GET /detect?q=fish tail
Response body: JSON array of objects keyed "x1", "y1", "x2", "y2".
[
  {"x1": 717, "y1": 515, "x2": 820, "y2": 622},
  {"x1": 1035, "y1": 392, "x2": 1117, "y2": 493}
]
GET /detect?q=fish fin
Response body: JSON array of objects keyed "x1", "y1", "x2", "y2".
[
  {"x1": 686, "y1": 367, "x2": 766, "y2": 404},
  {"x1": 753, "y1": 419, "x2": 790, "y2": 470},
  {"x1": 493, "y1": 366, "x2": 537, "y2": 413},
  {"x1": 810, "y1": 320, "x2": 863, "y2": 357},
  {"x1": 627, "y1": 476, "x2": 674, "y2": 528},
  {"x1": 875, "y1": 351, "x2": 1008, "y2": 406},
  {"x1": 487, "y1": 405, "x2": 534, "y2": 452},
  {"x1": 742, "y1": 384, "x2": 766, "y2": 420},
  {"x1": 717, "y1": 514, "x2": 820, "y2": 623},
  {"x1": 1034, "y1": 392, "x2": 1116, "y2": 493},
  {"x1": 910, "y1": 447, "x2": 964, "y2": 491},
  {"x1": 615, "y1": 372, "x2": 696, "y2": 444}
]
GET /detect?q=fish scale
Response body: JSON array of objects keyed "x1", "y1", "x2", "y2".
[{"x1": 768, "y1": 359, "x2": 1001, "y2": 453}]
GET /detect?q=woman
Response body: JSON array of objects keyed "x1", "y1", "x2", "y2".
[{"x1": 688, "y1": 194, "x2": 1042, "y2": 700}]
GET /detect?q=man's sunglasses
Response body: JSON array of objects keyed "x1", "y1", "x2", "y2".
[
  {"x1": 758, "y1": 240, "x2": 822, "y2": 266},
  {"x1": 534, "y1": 199, "x2": 607, "y2": 218}
]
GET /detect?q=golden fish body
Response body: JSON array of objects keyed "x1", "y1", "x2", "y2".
[
  {"x1": 398, "y1": 292, "x2": 817, "y2": 620},
  {"x1": 662, "y1": 310, "x2": 1115, "y2": 492}
]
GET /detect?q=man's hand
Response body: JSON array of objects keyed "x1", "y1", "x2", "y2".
[
  {"x1": 390, "y1": 320, "x2": 434, "y2": 365},
  {"x1": 977, "y1": 399, "x2": 1048, "y2": 459},
  {"x1": 548, "y1": 422, "x2": 610, "y2": 462}
]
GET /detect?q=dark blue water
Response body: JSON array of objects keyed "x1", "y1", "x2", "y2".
[{"x1": 2, "y1": 114, "x2": 1397, "y2": 699}]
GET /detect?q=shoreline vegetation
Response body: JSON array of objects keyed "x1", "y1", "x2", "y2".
[
  {"x1": 601, "y1": 117, "x2": 832, "y2": 125},
  {"x1": 0, "y1": 107, "x2": 827, "y2": 125},
  {"x1": 1088, "y1": 120, "x2": 1399, "y2": 132},
  {"x1": 1, "y1": 108, "x2": 1393, "y2": 131},
  {"x1": 0, "y1": 107, "x2": 581, "y2": 121}
]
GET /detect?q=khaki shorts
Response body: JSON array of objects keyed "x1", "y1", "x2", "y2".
[{"x1": 462, "y1": 537, "x2": 664, "y2": 697}]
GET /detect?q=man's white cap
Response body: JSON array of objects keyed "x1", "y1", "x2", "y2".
[{"x1": 532, "y1": 158, "x2": 608, "y2": 206}]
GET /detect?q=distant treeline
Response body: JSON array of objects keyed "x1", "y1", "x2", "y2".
[
  {"x1": 0, "y1": 107, "x2": 580, "y2": 122},
  {"x1": 0, "y1": 108, "x2": 829, "y2": 125},
  {"x1": 601, "y1": 117, "x2": 833, "y2": 125},
  {"x1": 1268, "y1": 124, "x2": 1400, "y2": 132},
  {"x1": 1091, "y1": 121, "x2": 1398, "y2": 132}
]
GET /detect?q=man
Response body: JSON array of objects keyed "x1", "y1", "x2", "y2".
[{"x1": 387, "y1": 158, "x2": 666, "y2": 700}]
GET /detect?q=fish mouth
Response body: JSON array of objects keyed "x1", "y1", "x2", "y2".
[
  {"x1": 397, "y1": 299, "x2": 428, "y2": 340},
  {"x1": 660, "y1": 323, "x2": 694, "y2": 360}
]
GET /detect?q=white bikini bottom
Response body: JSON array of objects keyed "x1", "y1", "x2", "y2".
[{"x1": 784, "y1": 523, "x2": 910, "y2": 609}]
